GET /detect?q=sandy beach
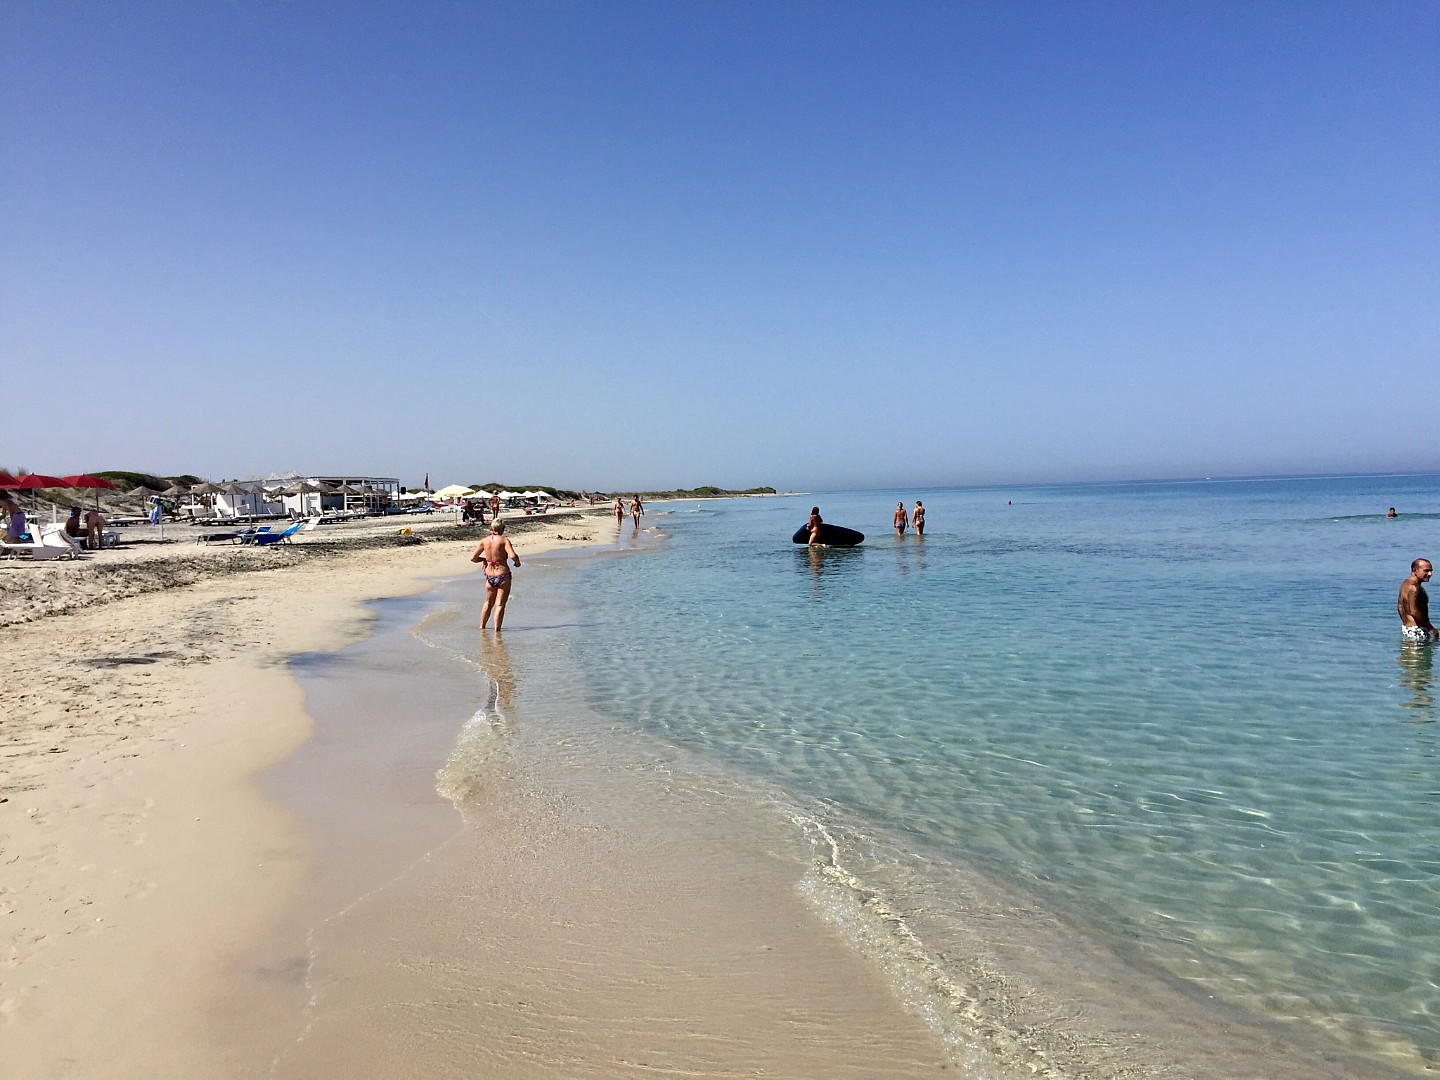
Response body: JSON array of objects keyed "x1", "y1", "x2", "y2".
[
  {"x1": 2, "y1": 508, "x2": 951, "y2": 1079},
  {"x1": 1, "y1": 510, "x2": 605, "y2": 1077}
]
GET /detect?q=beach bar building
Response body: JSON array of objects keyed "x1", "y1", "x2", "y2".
[{"x1": 213, "y1": 473, "x2": 402, "y2": 520}]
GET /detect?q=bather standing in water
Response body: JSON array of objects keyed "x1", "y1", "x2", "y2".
[
  {"x1": 1398, "y1": 558, "x2": 1437, "y2": 642},
  {"x1": 471, "y1": 520, "x2": 522, "y2": 631},
  {"x1": 893, "y1": 502, "x2": 908, "y2": 535},
  {"x1": 913, "y1": 501, "x2": 925, "y2": 535},
  {"x1": 807, "y1": 506, "x2": 824, "y2": 546}
]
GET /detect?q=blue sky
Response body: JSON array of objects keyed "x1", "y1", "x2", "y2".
[{"x1": 4, "y1": 2, "x2": 1435, "y2": 490}]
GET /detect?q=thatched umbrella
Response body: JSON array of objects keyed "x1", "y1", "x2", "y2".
[
  {"x1": 161, "y1": 483, "x2": 190, "y2": 497},
  {"x1": 186, "y1": 482, "x2": 220, "y2": 519}
]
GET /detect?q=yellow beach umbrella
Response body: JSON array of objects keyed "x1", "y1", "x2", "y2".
[{"x1": 432, "y1": 484, "x2": 475, "y2": 499}]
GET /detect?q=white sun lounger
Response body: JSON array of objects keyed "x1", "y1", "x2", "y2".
[
  {"x1": 0, "y1": 532, "x2": 76, "y2": 560},
  {"x1": 38, "y1": 524, "x2": 88, "y2": 557}
]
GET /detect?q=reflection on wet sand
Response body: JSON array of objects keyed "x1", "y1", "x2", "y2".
[
  {"x1": 478, "y1": 628, "x2": 517, "y2": 712},
  {"x1": 1397, "y1": 640, "x2": 1436, "y2": 719}
]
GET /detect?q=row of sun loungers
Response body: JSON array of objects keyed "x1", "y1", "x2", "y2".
[{"x1": 4, "y1": 517, "x2": 321, "y2": 561}]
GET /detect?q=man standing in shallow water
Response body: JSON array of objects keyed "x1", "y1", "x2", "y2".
[
  {"x1": 471, "y1": 520, "x2": 522, "y2": 631},
  {"x1": 1398, "y1": 558, "x2": 1437, "y2": 642}
]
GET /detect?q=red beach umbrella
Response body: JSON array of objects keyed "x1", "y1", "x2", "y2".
[
  {"x1": 6, "y1": 474, "x2": 68, "y2": 517},
  {"x1": 61, "y1": 474, "x2": 117, "y2": 490},
  {"x1": 9, "y1": 474, "x2": 67, "y2": 489},
  {"x1": 62, "y1": 473, "x2": 118, "y2": 512},
  {"x1": 0, "y1": 471, "x2": 16, "y2": 488}
]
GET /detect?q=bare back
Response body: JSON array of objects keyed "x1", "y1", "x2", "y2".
[
  {"x1": 480, "y1": 532, "x2": 517, "y2": 568},
  {"x1": 1399, "y1": 578, "x2": 1430, "y2": 628}
]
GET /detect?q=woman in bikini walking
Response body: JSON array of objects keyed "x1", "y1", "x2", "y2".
[{"x1": 470, "y1": 520, "x2": 522, "y2": 630}]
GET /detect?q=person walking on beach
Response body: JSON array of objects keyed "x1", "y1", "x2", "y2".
[
  {"x1": 913, "y1": 501, "x2": 925, "y2": 536},
  {"x1": 630, "y1": 495, "x2": 644, "y2": 526},
  {"x1": 614, "y1": 497, "x2": 625, "y2": 524},
  {"x1": 471, "y1": 521, "x2": 522, "y2": 631},
  {"x1": 807, "y1": 505, "x2": 824, "y2": 546},
  {"x1": 490, "y1": 492, "x2": 501, "y2": 521},
  {"x1": 1398, "y1": 559, "x2": 1437, "y2": 642},
  {"x1": 893, "y1": 502, "x2": 908, "y2": 535}
]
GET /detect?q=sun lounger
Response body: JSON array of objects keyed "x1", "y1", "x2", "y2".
[
  {"x1": 1, "y1": 532, "x2": 77, "y2": 560},
  {"x1": 251, "y1": 521, "x2": 306, "y2": 546},
  {"x1": 196, "y1": 530, "x2": 245, "y2": 545},
  {"x1": 38, "y1": 525, "x2": 88, "y2": 557}
]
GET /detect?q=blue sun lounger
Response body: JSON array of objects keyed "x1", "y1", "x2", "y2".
[{"x1": 249, "y1": 521, "x2": 305, "y2": 546}]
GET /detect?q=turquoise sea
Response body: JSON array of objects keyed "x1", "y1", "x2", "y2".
[{"x1": 299, "y1": 474, "x2": 1440, "y2": 1077}]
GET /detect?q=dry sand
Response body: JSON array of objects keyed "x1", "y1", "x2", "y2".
[{"x1": 0, "y1": 510, "x2": 606, "y2": 1079}]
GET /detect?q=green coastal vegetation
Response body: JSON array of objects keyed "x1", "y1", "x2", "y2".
[{"x1": 94, "y1": 470, "x2": 205, "y2": 491}]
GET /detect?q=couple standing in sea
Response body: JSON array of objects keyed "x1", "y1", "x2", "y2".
[{"x1": 892, "y1": 501, "x2": 925, "y2": 536}]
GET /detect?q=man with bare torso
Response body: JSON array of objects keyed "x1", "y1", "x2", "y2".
[
  {"x1": 470, "y1": 520, "x2": 522, "y2": 630},
  {"x1": 1398, "y1": 558, "x2": 1437, "y2": 642}
]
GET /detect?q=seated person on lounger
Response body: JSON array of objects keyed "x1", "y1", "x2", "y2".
[
  {"x1": 2, "y1": 494, "x2": 25, "y2": 542},
  {"x1": 65, "y1": 507, "x2": 85, "y2": 539}
]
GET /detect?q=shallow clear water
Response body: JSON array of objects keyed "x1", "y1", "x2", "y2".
[{"x1": 537, "y1": 477, "x2": 1440, "y2": 1071}]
